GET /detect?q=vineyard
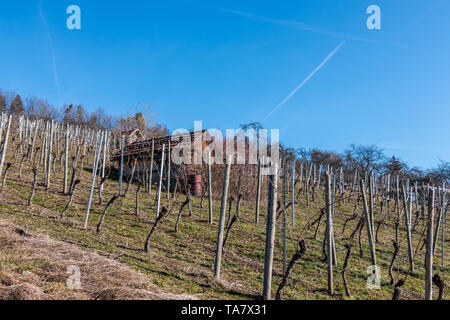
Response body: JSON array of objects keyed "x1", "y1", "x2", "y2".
[{"x1": 0, "y1": 114, "x2": 447, "y2": 300}]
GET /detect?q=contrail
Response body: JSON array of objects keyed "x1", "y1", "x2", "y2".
[
  {"x1": 264, "y1": 41, "x2": 345, "y2": 121},
  {"x1": 220, "y1": 8, "x2": 379, "y2": 44},
  {"x1": 37, "y1": 1, "x2": 60, "y2": 91},
  {"x1": 397, "y1": 0, "x2": 445, "y2": 38}
]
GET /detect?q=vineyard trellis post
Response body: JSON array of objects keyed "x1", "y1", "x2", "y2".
[
  {"x1": 385, "y1": 173, "x2": 390, "y2": 221},
  {"x1": 119, "y1": 134, "x2": 125, "y2": 196},
  {"x1": 368, "y1": 173, "x2": 375, "y2": 237},
  {"x1": 441, "y1": 183, "x2": 446, "y2": 268},
  {"x1": 63, "y1": 125, "x2": 69, "y2": 194},
  {"x1": 0, "y1": 115, "x2": 5, "y2": 154},
  {"x1": 396, "y1": 175, "x2": 401, "y2": 221},
  {"x1": 148, "y1": 138, "x2": 154, "y2": 194},
  {"x1": 432, "y1": 184, "x2": 445, "y2": 256},
  {"x1": 291, "y1": 159, "x2": 295, "y2": 226},
  {"x1": 282, "y1": 160, "x2": 287, "y2": 275},
  {"x1": 45, "y1": 120, "x2": 54, "y2": 189},
  {"x1": 167, "y1": 139, "x2": 171, "y2": 199},
  {"x1": 208, "y1": 151, "x2": 213, "y2": 224},
  {"x1": 214, "y1": 156, "x2": 232, "y2": 280},
  {"x1": 262, "y1": 161, "x2": 279, "y2": 300},
  {"x1": 83, "y1": 131, "x2": 103, "y2": 229},
  {"x1": 425, "y1": 187, "x2": 435, "y2": 300},
  {"x1": 331, "y1": 174, "x2": 337, "y2": 266},
  {"x1": 401, "y1": 183, "x2": 414, "y2": 272},
  {"x1": 255, "y1": 157, "x2": 262, "y2": 224},
  {"x1": 325, "y1": 172, "x2": 334, "y2": 295},
  {"x1": 100, "y1": 131, "x2": 108, "y2": 194},
  {"x1": 30, "y1": 120, "x2": 38, "y2": 161},
  {"x1": 360, "y1": 179, "x2": 377, "y2": 269},
  {"x1": 156, "y1": 144, "x2": 165, "y2": 218},
  {"x1": 0, "y1": 115, "x2": 12, "y2": 183}
]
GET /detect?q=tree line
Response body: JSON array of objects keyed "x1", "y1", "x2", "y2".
[
  {"x1": 241, "y1": 122, "x2": 449, "y2": 186},
  {"x1": 0, "y1": 88, "x2": 169, "y2": 139}
]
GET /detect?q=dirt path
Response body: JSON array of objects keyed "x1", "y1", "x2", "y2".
[{"x1": 0, "y1": 219, "x2": 197, "y2": 300}]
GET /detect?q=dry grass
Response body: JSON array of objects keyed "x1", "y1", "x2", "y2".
[
  {"x1": 0, "y1": 126, "x2": 448, "y2": 300},
  {"x1": 0, "y1": 221, "x2": 196, "y2": 300}
]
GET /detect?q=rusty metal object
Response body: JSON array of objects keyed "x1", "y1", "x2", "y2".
[{"x1": 188, "y1": 175, "x2": 203, "y2": 197}]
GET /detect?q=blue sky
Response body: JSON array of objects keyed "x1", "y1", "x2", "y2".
[{"x1": 0, "y1": 0, "x2": 449, "y2": 169}]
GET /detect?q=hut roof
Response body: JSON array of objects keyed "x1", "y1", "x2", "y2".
[{"x1": 112, "y1": 130, "x2": 212, "y2": 161}]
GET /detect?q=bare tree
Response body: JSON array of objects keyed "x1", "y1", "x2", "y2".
[{"x1": 344, "y1": 144, "x2": 386, "y2": 173}]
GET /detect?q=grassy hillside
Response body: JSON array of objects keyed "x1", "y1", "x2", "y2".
[{"x1": 0, "y1": 147, "x2": 448, "y2": 300}]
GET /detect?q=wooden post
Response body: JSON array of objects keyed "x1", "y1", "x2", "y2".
[
  {"x1": 306, "y1": 163, "x2": 312, "y2": 205},
  {"x1": 83, "y1": 132, "x2": 103, "y2": 229},
  {"x1": 0, "y1": 115, "x2": 12, "y2": 183},
  {"x1": 442, "y1": 183, "x2": 446, "y2": 268},
  {"x1": 40, "y1": 122, "x2": 46, "y2": 167},
  {"x1": 351, "y1": 170, "x2": 358, "y2": 195},
  {"x1": 425, "y1": 188, "x2": 435, "y2": 300},
  {"x1": 156, "y1": 144, "x2": 165, "y2": 218},
  {"x1": 262, "y1": 161, "x2": 279, "y2": 300},
  {"x1": 100, "y1": 131, "x2": 108, "y2": 194},
  {"x1": 415, "y1": 182, "x2": 419, "y2": 208},
  {"x1": 291, "y1": 160, "x2": 295, "y2": 226},
  {"x1": 360, "y1": 179, "x2": 377, "y2": 268},
  {"x1": 368, "y1": 173, "x2": 375, "y2": 237},
  {"x1": 45, "y1": 120, "x2": 54, "y2": 189},
  {"x1": 119, "y1": 134, "x2": 125, "y2": 196},
  {"x1": 421, "y1": 182, "x2": 426, "y2": 222},
  {"x1": 255, "y1": 157, "x2": 262, "y2": 224},
  {"x1": 331, "y1": 174, "x2": 337, "y2": 266},
  {"x1": 208, "y1": 151, "x2": 213, "y2": 224},
  {"x1": 214, "y1": 156, "x2": 232, "y2": 280},
  {"x1": 148, "y1": 139, "x2": 154, "y2": 194},
  {"x1": 402, "y1": 183, "x2": 414, "y2": 272},
  {"x1": 30, "y1": 120, "x2": 38, "y2": 161},
  {"x1": 317, "y1": 164, "x2": 322, "y2": 189},
  {"x1": 385, "y1": 173, "x2": 390, "y2": 221},
  {"x1": 325, "y1": 172, "x2": 334, "y2": 295},
  {"x1": 282, "y1": 162, "x2": 287, "y2": 275},
  {"x1": 63, "y1": 126, "x2": 69, "y2": 194},
  {"x1": 0, "y1": 115, "x2": 4, "y2": 155},
  {"x1": 432, "y1": 186, "x2": 445, "y2": 256},
  {"x1": 396, "y1": 176, "x2": 401, "y2": 221},
  {"x1": 167, "y1": 139, "x2": 171, "y2": 199},
  {"x1": 300, "y1": 162, "x2": 303, "y2": 190}
]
